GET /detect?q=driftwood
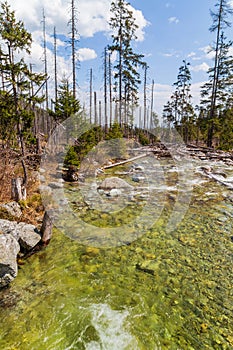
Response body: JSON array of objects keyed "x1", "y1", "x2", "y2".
[
  {"x1": 103, "y1": 153, "x2": 148, "y2": 169},
  {"x1": 40, "y1": 211, "x2": 53, "y2": 245},
  {"x1": 201, "y1": 169, "x2": 233, "y2": 190}
]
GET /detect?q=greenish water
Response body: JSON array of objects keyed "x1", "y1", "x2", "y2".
[{"x1": 0, "y1": 160, "x2": 233, "y2": 350}]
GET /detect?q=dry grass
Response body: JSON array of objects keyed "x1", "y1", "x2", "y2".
[{"x1": 0, "y1": 148, "x2": 44, "y2": 225}]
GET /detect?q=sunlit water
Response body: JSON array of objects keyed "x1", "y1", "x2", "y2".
[{"x1": 0, "y1": 157, "x2": 233, "y2": 350}]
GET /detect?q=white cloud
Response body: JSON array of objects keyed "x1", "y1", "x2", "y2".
[
  {"x1": 129, "y1": 6, "x2": 150, "y2": 42},
  {"x1": 162, "y1": 50, "x2": 180, "y2": 58},
  {"x1": 168, "y1": 16, "x2": 179, "y2": 24},
  {"x1": 191, "y1": 62, "x2": 210, "y2": 72},
  {"x1": 77, "y1": 48, "x2": 97, "y2": 62},
  {"x1": 7, "y1": 0, "x2": 148, "y2": 41},
  {"x1": 186, "y1": 52, "x2": 202, "y2": 61},
  {"x1": 199, "y1": 46, "x2": 215, "y2": 60},
  {"x1": 187, "y1": 52, "x2": 196, "y2": 58},
  {"x1": 163, "y1": 53, "x2": 174, "y2": 57}
]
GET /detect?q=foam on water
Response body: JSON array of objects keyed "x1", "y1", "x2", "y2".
[{"x1": 85, "y1": 303, "x2": 139, "y2": 350}]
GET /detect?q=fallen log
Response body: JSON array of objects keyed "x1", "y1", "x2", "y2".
[
  {"x1": 103, "y1": 153, "x2": 148, "y2": 169},
  {"x1": 201, "y1": 169, "x2": 233, "y2": 190}
]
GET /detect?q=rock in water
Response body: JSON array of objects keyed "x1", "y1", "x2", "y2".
[
  {"x1": 109, "y1": 188, "x2": 122, "y2": 197},
  {"x1": 14, "y1": 223, "x2": 41, "y2": 250},
  {"x1": 0, "y1": 219, "x2": 41, "y2": 251},
  {"x1": 99, "y1": 177, "x2": 133, "y2": 190},
  {"x1": 132, "y1": 175, "x2": 145, "y2": 183},
  {"x1": 0, "y1": 234, "x2": 20, "y2": 288}
]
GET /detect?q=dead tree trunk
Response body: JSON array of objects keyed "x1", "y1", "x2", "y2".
[
  {"x1": 11, "y1": 178, "x2": 27, "y2": 202},
  {"x1": 40, "y1": 211, "x2": 53, "y2": 245}
]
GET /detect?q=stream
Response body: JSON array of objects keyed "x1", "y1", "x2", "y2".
[{"x1": 0, "y1": 151, "x2": 233, "y2": 350}]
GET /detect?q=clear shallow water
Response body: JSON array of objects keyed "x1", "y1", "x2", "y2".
[{"x1": 0, "y1": 159, "x2": 233, "y2": 350}]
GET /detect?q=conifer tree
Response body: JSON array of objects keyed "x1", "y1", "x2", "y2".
[
  {"x1": 108, "y1": 0, "x2": 145, "y2": 125},
  {"x1": 205, "y1": 0, "x2": 233, "y2": 147},
  {"x1": 51, "y1": 78, "x2": 81, "y2": 123},
  {"x1": 163, "y1": 60, "x2": 195, "y2": 142}
]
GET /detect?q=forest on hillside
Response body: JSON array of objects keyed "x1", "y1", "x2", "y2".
[{"x1": 0, "y1": 0, "x2": 232, "y2": 189}]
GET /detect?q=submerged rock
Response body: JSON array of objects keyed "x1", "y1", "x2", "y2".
[
  {"x1": 0, "y1": 234, "x2": 20, "y2": 288},
  {"x1": 109, "y1": 189, "x2": 122, "y2": 197},
  {"x1": 132, "y1": 175, "x2": 145, "y2": 183},
  {"x1": 136, "y1": 259, "x2": 160, "y2": 275}
]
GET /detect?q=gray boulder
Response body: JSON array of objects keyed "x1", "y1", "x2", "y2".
[
  {"x1": 0, "y1": 219, "x2": 17, "y2": 234},
  {"x1": 13, "y1": 223, "x2": 41, "y2": 250},
  {"x1": 99, "y1": 177, "x2": 133, "y2": 190},
  {"x1": 0, "y1": 219, "x2": 41, "y2": 251},
  {"x1": 0, "y1": 201, "x2": 22, "y2": 218},
  {"x1": 0, "y1": 234, "x2": 20, "y2": 288}
]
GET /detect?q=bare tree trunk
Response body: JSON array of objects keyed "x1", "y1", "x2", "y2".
[
  {"x1": 143, "y1": 65, "x2": 148, "y2": 130},
  {"x1": 150, "y1": 79, "x2": 154, "y2": 130},
  {"x1": 70, "y1": 0, "x2": 77, "y2": 99},
  {"x1": 108, "y1": 53, "x2": 113, "y2": 126},
  {"x1": 11, "y1": 178, "x2": 26, "y2": 202},
  {"x1": 99, "y1": 100, "x2": 102, "y2": 126},
  {"x1": 42, "y1": 9, "x2": 49, "y2": 110},
  {"x1": 89, "y1": 68, "x2": 93, "y2": 124},
  {"x1": 54, "y1": 26, "x2": 58, "y2": 105},
  {"x1": 94, "y1": 91, "x2": 97, "y2": 124},
  {"x1": 40, "y1": 211, "x2": 53, "y2": 245},
  {"x1": 104, "y1": 47, "x2": 108, "y2": 134}
]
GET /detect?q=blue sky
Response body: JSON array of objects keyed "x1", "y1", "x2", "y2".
[{"x1": 6, "y1": 0, "x2": 233, "y2": 115}]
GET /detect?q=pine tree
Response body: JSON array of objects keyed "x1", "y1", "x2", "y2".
[
  {"x1": 51, "y1": 78, "x2": 81, "y2": 123},
  {"x1": 200, "y1": 32, "x2": 233, "y2": 145},
  {"x1": 108, "y1": 0, "x2": 146, "y2": 126},
  {"x1": 205, "y1": 0, "x2": 233, "y2": 147},
  {"x1": 163, "y1": 60, "x2": 195, "y2": 142}
]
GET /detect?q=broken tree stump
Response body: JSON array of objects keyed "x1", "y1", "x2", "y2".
[{"x1": 40, "y1": 211, "x2": 53, "y2": 245}]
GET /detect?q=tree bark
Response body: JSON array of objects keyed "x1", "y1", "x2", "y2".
[
  {"x1": 11, "y1": 178, "x2": 27, "y2": 202},
  {"x1": 40, "y1": 211, "x2": 53, "y2": 245}
]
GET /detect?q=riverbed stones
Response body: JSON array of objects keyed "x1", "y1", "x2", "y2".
[{"x1": 0, "y1": 234, "x2": 20, "y2": 288}]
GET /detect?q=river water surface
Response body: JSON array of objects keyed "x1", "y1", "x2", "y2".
[{"x1": 0, "y1": 154, "x2": 233, "y2": 350}]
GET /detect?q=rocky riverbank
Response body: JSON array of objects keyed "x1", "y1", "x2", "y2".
[{"x1": 0, "y1": 218, "x2": 41, "y2": 288}]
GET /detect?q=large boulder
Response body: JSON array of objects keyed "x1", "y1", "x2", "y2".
[
  {"x1": 0, "y1": 201, "x2": 22, "y2": 218},
  {"x1": 0, "y1": 219, "x2": 41, "y2": 250},
  {"x1": 0, "y1": 234, "x2": 20, "y2": 288},
  {"x1": 13, "y1": 223, "x2": 41, "y2": 250},
  {"x1": 99, "y1": 177, "x2": 133, "y2": 190}
]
